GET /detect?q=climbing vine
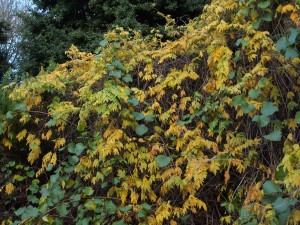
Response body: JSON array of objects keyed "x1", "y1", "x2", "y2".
[{"x1": 1, "y1": 0, "x2": 300, "y2": 224}]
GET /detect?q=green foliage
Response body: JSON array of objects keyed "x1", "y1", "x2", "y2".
[
  {"x1": 18, "y1": 0, "x2": 209, "y2": 75},
  {"x1": 1, "y1": 0, "x2": 300, "y2": 224}
]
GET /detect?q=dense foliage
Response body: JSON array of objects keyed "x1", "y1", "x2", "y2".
[
  {"x1": 18, "y1": 0, "x2": 209, "y2": 75},
  {"x1": 1, "y1": 0, "x2": 300, "y2": 224},
  {"x1": 0, "y1": 20, "x2": 11, "y2": 77}
]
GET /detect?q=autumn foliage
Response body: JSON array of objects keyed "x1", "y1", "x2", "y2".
[{"x1": 1, "y1": 0, "x2": 300, "y2": 224}]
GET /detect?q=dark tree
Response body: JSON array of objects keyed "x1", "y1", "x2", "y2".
[{"x1": 18, "y1": 0, "x2": 209, "y2": 75}]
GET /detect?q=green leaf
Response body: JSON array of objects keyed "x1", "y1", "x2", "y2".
[
  {"x1": 258, "y1": 1, "x2": 270, "y2": 9},
  {"x1": 99, "y1": 39, "x2": 108, "y2": 47},
  {"x1": 40, "y1": 187, "x2": 50, "y2": 196},
  {"x1": 261, "y1": 11, "x2": 272, "y2": 21},
  {"x1": 262, "y1": 195, "x2": 278, "y2": 204},
  {"x1": 248, "y1": 89, "x2": 261, "y2": 99},
  {"x1": 278, "y1": 209, "x2": 291, "y2": 225},
  {"x1": 50, "y1": 174, "x2": 59, "y2": 183},
  {"x1": 272, "y1": 197, "x2": 289, "y2": 214},
  {"x1": 57, "y1": 203, "x2": 69, "y2": 217},
  {"x1": 135, "y1": 124, "x2": 148, "y2": 136},
  {"x1": 26, "y1": 170, "x2": 35, "y2": 178},
  {"x1": 144, "y1": 115, "x2": 155, "y2": 122},
  {"x1": 285, "y1": 47, "x2": 299, "y2": 58},
  {"x1": 127, "y1": 98, "x2": 139, "y2": 106},
  {"x1": 252, "y1": 115, "x2": 270, "y2": 127},
  {"x1": 23, "y1": 206, "x2": 39, "y2": 219},
  {"x1": 123, "y1": 75, "x2": 133, "y2": 83},
  {"x1": 296, "y1": 111, "x2": 300, "y2": 124},
  {"x1": 156, "y1": 155, "x2": 171, "y2": 168},
  {"x1": 276, "y1": 37, "x2": 289, "y2": 51},
  {"x1": 264, "y1": 130, "x2": 282, "y2": 141},
  {"x1": 229, "y1": 71, "x2": 235, "y2": 79},
  {"x1": 232, "y1": 95, "x2": 245, "y2": 107},
  {"x1": 0, "y1": 123, "x2": 4, "y2": 134},
  {"x1": 112, "y1": 60, "x2": 123, "y2": 69},
  {"x1": 83, "y1": 187, "x2": 94, "y2": 196},
  {"x1": 69, "y1": 155, "x2": 79, "y2": 165},
  {"x1": 261, "y1": 101, "x2": 278, "y2": 116},
  {"x1": 133, "y1": 112, "x2": 144, "y2": 121},
  {"x1": 6, "y1": 111, "x2": 13, "y2": 119},
  {"x1": 263, "y1": 180, "x2": 282, "y2": 195},
  {"x1": 70, "y1": 194, "x2": 81, "y2": 201},
  {"x1": 119, "y1": 205, "x2": 132, "y2": 212},
  {"x1": 15, "y1": 207, "x2": 25, "y2": 216},
  {"x1": 140, "y1": 203, "x2": 152, "y2": 211},
  {"x1": 275, "y1": 166, "x2": 287, "y2": 181},
  {"x1": 258, "y1": 77, "x2": 269, "y2": 88},
  {"x1": 13, "y1": 103, "x2": 27, "y2": 111},
  {"x1": 109, "y1": 70, "x2": 123, "y2": 78},
  {"x1": 241, "y1": 102, "x2": 255, "y2": 114},
  {"x1": 252, "y1": 20, "x2": 261, "y2": 29},
  {"x1": 68, "y1": 143, "x2": 86, "y2": 156},
  {"x1": 138, "y1": 210, "x2": 147, "y2": 218},
  {"x1": 47, "y1": 119, "x2": 56, "y2": 127},
  {"x1": 105, "y1": 200, "x2": 117, "y2": 214},
  {"x1": 288, "y1": 28, "x2": 300, "y2": 44}
]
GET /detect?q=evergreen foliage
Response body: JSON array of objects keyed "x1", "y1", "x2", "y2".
[
  {"x1": 1, "y1": 0, "x2": 300, "y2": 224},
  {"x1": 0, "y1": 20, "x2": 11, "y2": 77},
  {"x1": 18, "y1": 0, "x2": 209, "y2": 75}
]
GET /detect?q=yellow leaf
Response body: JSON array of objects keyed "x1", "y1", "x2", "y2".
[
  {"x1": 16, "y1": 129, "x2": 27, "y2": 141},
  {"x1": 54, "y1": 138, "x2": 66, "y2": 149},
  {"x1": 5, "y1": 183, "x2": 14, "y2": 195},
  {"x1": 281, "y1": 4, "x2": 296, "y2": 13},
  {"x1": 2, "y1": 138, "x2": 12, "y2": 150},
  {"x1": 224, "y1": 169, "x2": 230, "y2": 185}
]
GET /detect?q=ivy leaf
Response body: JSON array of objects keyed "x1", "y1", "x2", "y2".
[
  {"x1": 15, "y1": 207, "x2": 25, "y2": 216},
  {"x1": 285, "y1": 47, "x2": 299, "y2": 59},
  {"x1": 135, "y1": 124, "x2": 148, "y2": 136},
  {"x1": 252, "y1": 20, "x2": 260, "y2": 29},
  {"x1": 295, "y1": 111, "x2": 300, "y2": 124},
  {"x1": 260, "y1": 11, "x2": 272, "y2": 21},
  {"x1": 68, "y1": 143, "x2": 86, "y2": 156},
  {"x1": 156, "y1": 155, "x2": 171, "y2": 168},
  {"x1": 138, "y1": 210, "x2": 147, "y2": 218},
  {"x1": 272, "y1": 197, "x2": 289, "y2": 214},
  {"x1": 263, "y1": 130, "x2": 282, "y2": 141},
  {"x1": 69, "y1": 155, "x2": 79, "y2": 165},
  {"x1": 140, "y1": 203, "x2": 152, "y2": 211},
  {"x1": 248, "y1": 89, "x2": 261, "y2": 99},
  {"x1": 144, "y1": 115, "x2": 155, "y2": 122},
  {"x1": 99, "y1": 39, "x2": 108, "y2": 47},
  {"x1": 288, "y1": 28, "x2": 300, "y2": 44},
  {"x1": 123, "y1": 75, "x2": 133, "y2": 83},
  {"x1": 57, "y1": 203, "x2": 69, "y2": 217},
  {"x1": 252, "y1": 115, "x2": 270, "y2": 127},
  {"x1": 127, "y1": 98, "x2": 139, "y2": 106},
  {"x1": 13, "y1": 103, "x2": 27, "y2": 111},
  {"x1": 263, "y1": 180, "x2": 282, "y2": 195},
  {"x1": 258, "y1": 77, "x2": 269, "y2": 88},
  {"x1": 109, "y1": 70, "x2": 123, "y2": 78},
  {"x1": 119, "y1": 205, "x2": 132, "y2": 212},
  {"x1": 232, "y1": 95, "x2": 244, "y2": 107},
  {"x1": 105, "y1": 201, "x2": 117, "y2": 214},
  {"x1": 258, "y1": 1, "x2": 270, "y2": 9},
  {"x1": 83, "y1": 187, "x2": 94, "y2": 196},
  {"x1": 276, "y1": 37, "x2": 289, "y2": 51},
  {"x1": 133, "y1": 112, "x2": 144, "y2": 121},
  {"x1": 241, "y1": 102, "x2": 255, "y2": 114},
  {"x1": 261, "y1": 101, "x2": 278, "y2": 116}
]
